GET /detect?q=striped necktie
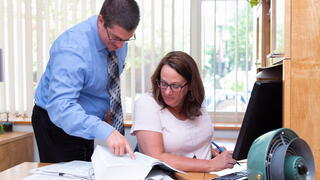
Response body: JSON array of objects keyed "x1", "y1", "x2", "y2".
[{"x1": 108, "y1": 51, "x2": 124, "y2": 135}]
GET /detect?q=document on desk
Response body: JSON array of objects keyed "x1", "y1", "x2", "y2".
[
  {"x1": 209, "y1": 160, "x2": 247, "y2": 176},
  {"x1": 23, "y1": 160, "x2": 93, "y2": 180},
  {"x1": 91, "y1": 145, "x2": 186, "y2": 180}
]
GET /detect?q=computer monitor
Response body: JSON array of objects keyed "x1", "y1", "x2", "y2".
[{"x1": 232, "y1": 80, "x2": 282, "y2": 160}]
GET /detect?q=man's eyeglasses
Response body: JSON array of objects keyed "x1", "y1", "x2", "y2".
[
  {"x1": 156, "y1": 80, "x2": 188, "y2": 92},
  {"x1": 106, "y1": 27, "x2": 136, "y2": 42}
]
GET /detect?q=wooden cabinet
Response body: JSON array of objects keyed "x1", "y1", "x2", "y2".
[
  {"x1": 255, "y1": 0, "x2": 286, "y2": 68},
  {"x1": 0, "y1": 132, "x2": 33, "y2": 171},
  {"x1": 257, "y1": 0, "x2": 319, "y2": 178},
  {"x1": 283, "y1": 0, "x2": 320, "y2": 178},
  {"x1": 254, "y1": 0, "x2": 270, "y2": 68}
]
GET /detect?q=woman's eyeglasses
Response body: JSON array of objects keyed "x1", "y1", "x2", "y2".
[{"x1": 156, "y1": 80, "x2": 187, "y2": 92}]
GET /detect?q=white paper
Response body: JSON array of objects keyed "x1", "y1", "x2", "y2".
[
  {"x1": 209, "y1": 162, "x2": 247, "y2": 176},
  {"x1": 28, "y1": 161, "x2": 93, "y2": 179},
  {"x1": 22, "y1": 174, "x2": 81, "y2": 180},
  {"x1": 91, "y1": 145, "x2": 185, "y2": 180}
]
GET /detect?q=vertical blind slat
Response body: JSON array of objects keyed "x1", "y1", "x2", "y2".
[
  {"x1": 171, "y1": 0, "x2": 175, "y2": 50},
  {"x1": 25, "y1": 0, "x2": 33, "y2": 116},
  {"x1": 61, "y1": 0, "x2": 67, "y2": 34},
  {"x1": 81, "y1": 0, "x2": 87, "y2": 21},
  {"x1": 182, "y1": 0, "x2": 185, "y2": 51},
  {"x1": 235, "y1": 0, "x2": 239, "y2": 114},
  {"x1": 72, "y1": 0, "x2": 77, "y2": 24},
  {"x1": 36, "y1": 0, "x2": 44, "y2": 82},
  {"x1": 16, "y1": 0, "x2": 24, "y2": 113},
  {"x1": 44, "y1": 0, "x2": 49, "y2": 67},
  {"x1": 7, "y1": 0, "x2": 16, "y2": 113},
  {"x1": 213, "y1": 0, "x2": 217, "y2": 113},
  {"x1": 190, "y1": 0, "x2": 201, "y2": 67},
  {"x1": 161, "y1": 0, "x2": 164, "y2": 55},
  {"x1": 0, "y1": 0, "x2": 4, "y2": 49},
  {"x1": 90, "y1": 0, "x2": 96, "y2": 15},
  {"x1": 0, "y1": 0, "x2": 5, "y2": 112},
  {"x1": 130, "y1": 44, "x2": 135, "y2": 114},
  {"x1": 150, "y1": 0, "x2": 156, "y2": 73},
  {"x1": 245, "y1": 4, "x2": 250, "y2": 102},
  {"x1": 140, "y1": 0, "x2": 145, "y2": 94},
  {"x1": 55, "y1": 0, "x2": 60, "y2": 34}
]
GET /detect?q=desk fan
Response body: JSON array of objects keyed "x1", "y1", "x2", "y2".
[{"x1": 247, "y1": 128, "x2": 315, "y2": 180}]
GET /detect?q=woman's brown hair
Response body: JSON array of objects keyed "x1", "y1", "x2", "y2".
[{"x1": 151, "y1": 51, "x2": 205, "y2": 120}]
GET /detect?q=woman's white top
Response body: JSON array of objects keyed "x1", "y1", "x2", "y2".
[{"x1": 130, "y1": 93, "x2": 213, "y2": 160}]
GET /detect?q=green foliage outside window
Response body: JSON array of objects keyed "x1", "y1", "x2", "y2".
[{"x1": 247, "y1": 0, "x2": 260, "y2": 7}]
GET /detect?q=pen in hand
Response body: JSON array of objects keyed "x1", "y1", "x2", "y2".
[{"x1": 211, "y1": 141, "x2": 241, "y2": 166}]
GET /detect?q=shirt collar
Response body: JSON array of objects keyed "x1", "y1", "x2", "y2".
[{"x1": 90, "y1": 16, "x2": 107, "y2": 52}]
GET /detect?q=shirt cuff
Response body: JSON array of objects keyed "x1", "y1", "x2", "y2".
[{"x1": 93, "y1": 121, "x2": 115, "y2": 142}]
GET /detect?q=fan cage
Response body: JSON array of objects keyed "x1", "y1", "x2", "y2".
[{"x1": 265, "y1": 130, "x2": 297, "y2": 179}]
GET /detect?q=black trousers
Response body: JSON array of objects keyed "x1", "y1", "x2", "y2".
[{"x1": 31, "y1": 105, "x2": 94, "y2": 163}]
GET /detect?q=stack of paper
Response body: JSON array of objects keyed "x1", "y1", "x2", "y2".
[
  {"x1": 24, "y1": 145, "x2": 185, "y2": 180},
  {"x1": 23, "y1": 161, "x2": 93, "y2": 180}
]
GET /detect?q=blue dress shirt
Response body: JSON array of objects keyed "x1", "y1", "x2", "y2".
[{"x1": 35, "y1": 16, "x2": 127, "y2": 142}]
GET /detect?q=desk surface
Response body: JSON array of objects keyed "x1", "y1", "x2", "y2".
[{"x1": 0, "y1": 162, "x2": 218, "y2": 180}]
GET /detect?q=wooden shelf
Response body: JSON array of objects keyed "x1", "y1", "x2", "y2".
[{"x1": 0, "y1": 132, "x2": 33, "y2": 171}]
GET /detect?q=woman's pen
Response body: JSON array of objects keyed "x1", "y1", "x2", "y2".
[{"x1": 211, "y1": 141, "x2": 241, "y2": 166}]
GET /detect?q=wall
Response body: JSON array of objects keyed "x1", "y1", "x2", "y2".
[{"x1": 13, "y1": 124, "x2": 239, "y2": 162}]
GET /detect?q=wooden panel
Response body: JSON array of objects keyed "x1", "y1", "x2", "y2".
[
  {"x1": 0, "y1": 132, "x2": 33, "y2": 171},
  {"x1": 283, "y1": 60, "x2": 291, "y2": 128},
  {"x1": 288, "y1": 0, "x2": 320, "y2": 178},
  {"x1": 261, "y1": 0, "x2": 271, "y2": 67},
  {"x1": 284, "y1": 0, "x2": 291, "y2": 59}
]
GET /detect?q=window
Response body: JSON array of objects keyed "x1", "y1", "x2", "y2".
[
  {"x1": 201, "y1": 0, "x2": 255, "y2": 122},
  {"x1": 0, "y1": 0, "x2": 106, "y2": 120},
  {"x1": 122, "y1": 0, "x2": 191, "y2": 115},
  {"x1": 0, "y1": 0, "x2": 254, "y2": 123}
]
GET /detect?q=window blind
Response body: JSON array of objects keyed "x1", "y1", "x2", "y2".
[{"x1": 0, "y1": 0, "x2": 253, "y2": 123}]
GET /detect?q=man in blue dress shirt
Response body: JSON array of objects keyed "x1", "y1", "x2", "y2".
[{"x1": 31, "y1": 0, "x2": 140, "y2": 163}]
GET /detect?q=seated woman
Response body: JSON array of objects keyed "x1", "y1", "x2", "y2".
[{"x1": 130, "y1": 51, "x2": 237, "y2": 172}]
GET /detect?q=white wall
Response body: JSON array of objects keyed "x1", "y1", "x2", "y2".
[{"x1": 13, "y1": 124, "x2": 239, "y2": 162}]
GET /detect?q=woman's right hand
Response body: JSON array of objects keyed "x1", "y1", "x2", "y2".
[{"x1": 208, "y1": 150, "x2": 236, "y2": 172}]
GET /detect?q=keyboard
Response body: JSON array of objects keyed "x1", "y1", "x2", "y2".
[{"x1": 212, "y1": 170, "x2": 248, "y2": 180}]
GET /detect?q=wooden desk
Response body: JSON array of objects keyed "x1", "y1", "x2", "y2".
[
  {"x1": 0, "y1": 132, "x2": 33, "y2": 171},
  {"x1": 0, "y1": 162, "x2": 218, "y2": 180},
  {"x1": 174, "y1": 171, "x2": 217, "y2": 180}
]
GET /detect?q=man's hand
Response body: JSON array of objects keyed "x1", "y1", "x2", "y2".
[
  {"x1": 104, "y1": 111, "x2": 112, "y2": 125},
  {"x1": 106, "y1": 130, "x2": 135, "y2": 159}
]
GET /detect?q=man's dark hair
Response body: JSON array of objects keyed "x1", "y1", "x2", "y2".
[{"x1": 99, "y1": 0, "x2": 140, "y2": 31}]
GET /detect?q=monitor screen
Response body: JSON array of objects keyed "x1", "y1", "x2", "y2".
[{"x1": 233, "y1": 80, "x2": 282, "y2": 160}]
